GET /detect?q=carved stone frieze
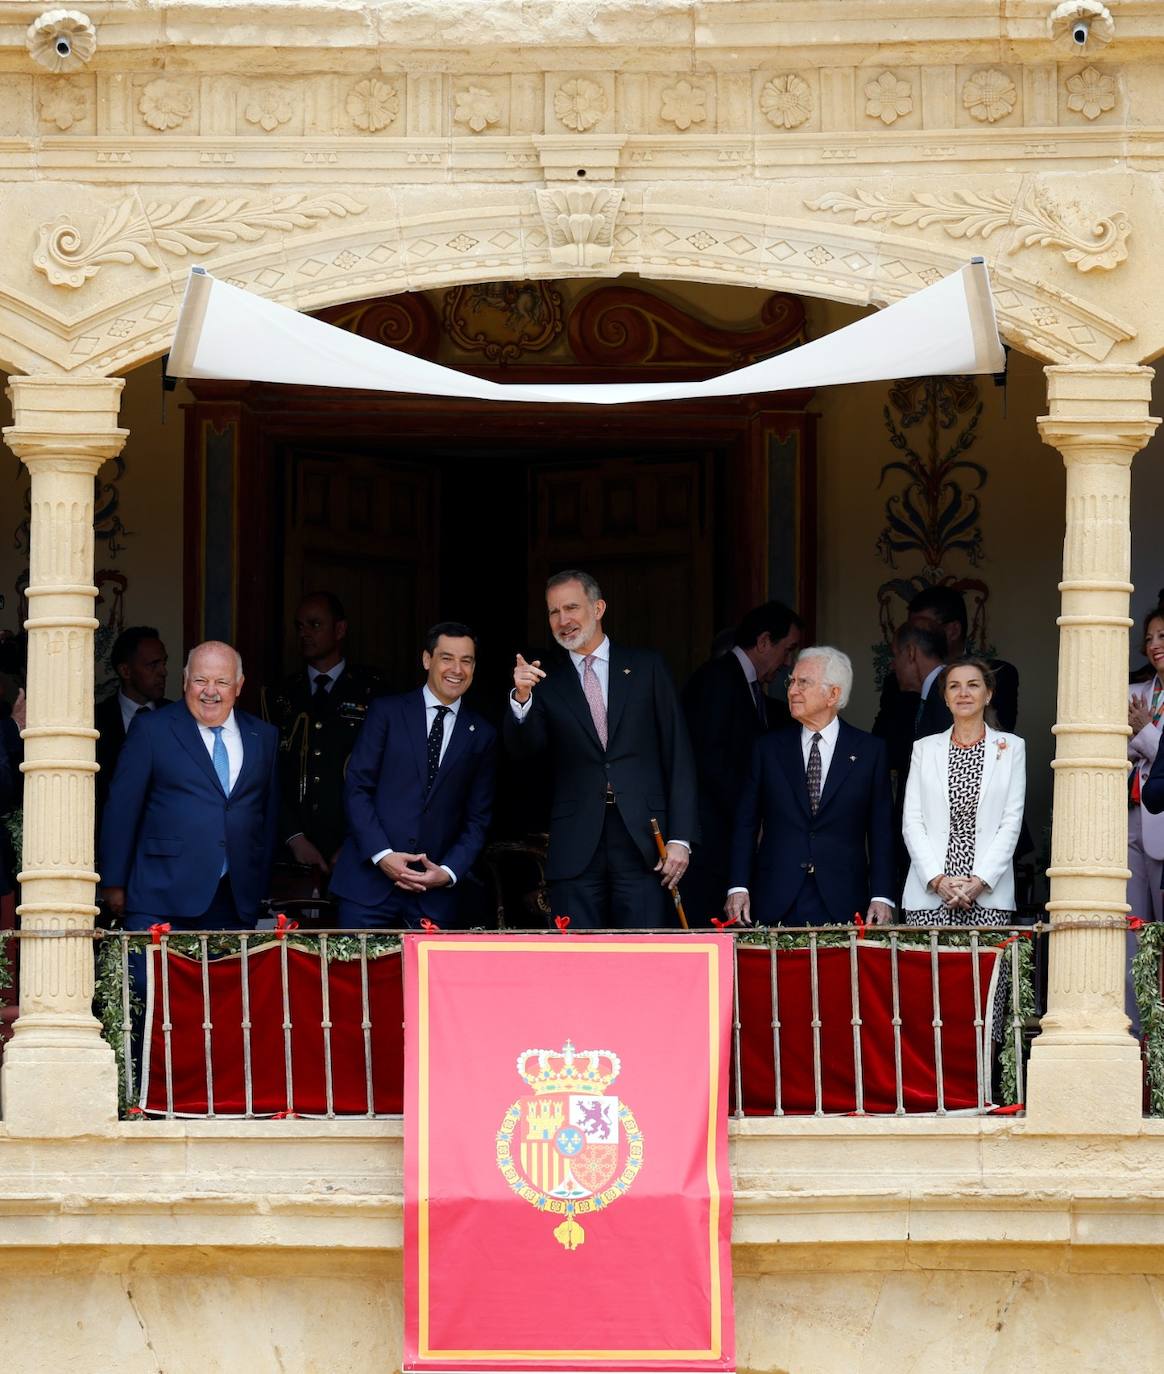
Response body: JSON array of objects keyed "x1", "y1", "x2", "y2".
[
  {"x1": 243, "y1": 84, "x2": 294, "y2": 133},
  {"x1": 535, "y1": 186, "x2": 623, "y2": 268},
  {"x1": 806, "y1": 185, "x2": 1130, "y2": 273},
  {"x1": 33, "y1": 192, "x2": 368, "y2": 288},
  {"x1": 454, "y1": 86, "x2": 501, "y2": 134},
  {"x1": 25, "y1": 8, "x2": 96, "y2": 74}
]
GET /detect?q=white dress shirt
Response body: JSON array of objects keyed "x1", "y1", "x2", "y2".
[
  {"x1": 371, "y1": 687, "x2": 461, "y2": 883},
  {"x1": 119, "y1": 691, "x2": 158, "y2": 735},
  {"x1": 196, "y1": 709, "x2": 243, "y2": 792},
  {"x1": 920, "y1": 663, "x2": 943, "y2": 701},
  {"x1": 730, "y1": 716, "x2": 893, "y2": 907},
  {"x1": 732, "y1": 644, "x2": 758, "y2": 685},
  {"x1": 307, "y1": 658, "x2": 346, "y2": 695}
]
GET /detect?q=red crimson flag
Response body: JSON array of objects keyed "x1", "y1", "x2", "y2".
[{"x1": 403, "y1": 933, "x2": 735, "y2": 1373}]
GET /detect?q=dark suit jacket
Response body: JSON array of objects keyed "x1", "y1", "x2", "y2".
[
  {"x1": 681, "y1": 652, "x2": 781, "y2": 920},
  {"x1": 1143, "y1": 744, "x2": 1164, "y2": 819},
  {"x1": 503, "y1": 642, "x2": 699, "y2": 881},
  {"x1": 99, "y1": 701, "x2": 280, "y2": 920},
  {"x1": 328, "y1": 690, "x2": 497, "y2": 922},
  {"x1": 96, "y1": 694, "x2": 171, "y2": 817},
  {"x1": 728, "y1": 720, "x2": 895, "y2": 923}
]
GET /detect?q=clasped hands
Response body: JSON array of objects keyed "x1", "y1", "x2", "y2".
[
  {"x1": 377, "y1": 852, "x2": 451, "y2": 891},
  {"x1": 929, "y1": 873, "x2": 986, "y2": 909},
  {"x1": 1129, "y1": 700, "x2": 1152, "y2": 736}
]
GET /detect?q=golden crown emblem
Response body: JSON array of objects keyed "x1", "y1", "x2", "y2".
[{"x1": 515, "y1": 1039, "x2": 621, "y2": 1095}]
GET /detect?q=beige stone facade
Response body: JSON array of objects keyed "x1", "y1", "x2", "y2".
[{"x1": 2, "y1": 2, "x2": 1164, "y2": 1368}]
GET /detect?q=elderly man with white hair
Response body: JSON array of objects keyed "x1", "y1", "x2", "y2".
[
  {"x1": 100, "y1": 640, "x2": 280, "y2": 931},
  {"x1": 726, "y1": 646, "x2": 895, "y2": 927}
]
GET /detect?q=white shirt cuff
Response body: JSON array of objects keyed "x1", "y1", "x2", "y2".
[
  {"x1": 371, "y1": 848, "x2": 393, "y2": 865},
  {"x1": 440, "y1": 865, "x2": 457, "y2": 886},
  {"x1": 727, "y1": 886, "x2": 748, "y2": 896},
  {"x1": 668, "y1": 840, "x2": 690, "y2": 851},
  {"x1": 870, "y1": 897, "x2": 895, "y2": 908},
  {"x1": 509, "y1": 691, "x2": 532, "y2": 720}
]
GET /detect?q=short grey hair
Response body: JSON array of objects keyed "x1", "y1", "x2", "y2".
[
  {"x1": 796, "y1": 645, "x2": 853, "y2": 710},
  {"x1": 183, "y1": 640, "x2": 244, "y2": 683},
  {"x1": 546, "y1": 569, "x2": 603, "y2": 603}
]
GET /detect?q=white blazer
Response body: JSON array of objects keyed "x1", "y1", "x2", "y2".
[
  {"x1": 902, "y1": 726, "x2": 1027, "y2": 912},
  {"x1": 1128, "y1": 679, "x2": 1164, "y2": 860}
]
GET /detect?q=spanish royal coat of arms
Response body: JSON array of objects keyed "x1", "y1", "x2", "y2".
[{"x1": 496, "y1": 1040, "x2": 644, "y2": 1251}]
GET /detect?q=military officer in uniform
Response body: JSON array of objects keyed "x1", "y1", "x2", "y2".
[{"x1": 261, "y1": 592, "x2": 386, "y2": 880}]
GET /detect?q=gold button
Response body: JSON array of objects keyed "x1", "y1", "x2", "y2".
[
  {"x1": 314, "y1": 721, "x2": 323, "y2": 730},
  {"x1": 313, "y1": 749, "x2": 321, "y2": 757}
]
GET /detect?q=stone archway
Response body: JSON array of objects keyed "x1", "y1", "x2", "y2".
[{"x1": 0, "y1": 190, "x2": 1140, "y2": 379}]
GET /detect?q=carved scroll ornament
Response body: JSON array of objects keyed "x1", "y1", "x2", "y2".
[
  {"x1": 34, "y1": 192, "x2": 368, "y2": 288},
  {"x1": 806, "y1": 184, "x2": 1130, "y2": 273}
]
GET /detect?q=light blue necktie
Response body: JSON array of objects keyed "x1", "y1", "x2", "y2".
[{"x1": 211, "y1": 725, "x2": 230, "y2": 876}]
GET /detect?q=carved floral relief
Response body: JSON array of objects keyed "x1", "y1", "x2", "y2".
[
  {"x1": 864, "y1": 70, "x2": 913, "y2": 126},
  {"x1": 553, "y1": 78, "x2": 606, "y2": 133},
  {"x1": 138, "y1": 79, "x2": 194, "y2": 132},
  {"x1": 659, "y1": 80, "x2": 707, "y2": 131},
  {"x1": 962, "y1": 69, "x2": 1017, "y2": 123},
  {"x1": 346, "y1": 79, "x2": 399, "y2": 133},
  {"x1": 243, "y1": 84, "x2": 294, "y2": 133},
  {"x1": 759, "y1": 74, "x2": 813, "y2": 130},
  {"x1": 37, "y1": 79, "x2": 88, "y2": 131},
  {"x1": 1065, "y1": 66, "x2": 1117, "y2": 120},
  {"x1": 454, "y1": 86, "x2": 501, "y2": 133}
]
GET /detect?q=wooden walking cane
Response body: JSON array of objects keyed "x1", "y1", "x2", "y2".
[{"x1": 650, "y1": 818, "x2": 689, "y2": 930}]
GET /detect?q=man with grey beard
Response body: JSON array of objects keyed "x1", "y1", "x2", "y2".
[{"x1": 99, "y1": 640, "x2": 280, "y2": 931}]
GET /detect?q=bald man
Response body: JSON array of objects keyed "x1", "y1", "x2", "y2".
[{"x1": 100, "y1": 640, "x2": 280, "y2": 931}]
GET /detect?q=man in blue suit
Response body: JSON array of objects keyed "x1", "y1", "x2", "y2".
[
  {"x1": 329, "y1": 622, "x2": 497, "y2": 929},
  {"x1": 99, "y1": 640, "x2": 280, "y2": 930},
  {"x1": 726, "y1": 646, "x2": 895, "y2": 927}
]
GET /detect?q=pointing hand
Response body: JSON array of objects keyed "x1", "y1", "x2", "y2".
[{"x1": 512, "y1": 653, "x2": 546, "y2": 704}]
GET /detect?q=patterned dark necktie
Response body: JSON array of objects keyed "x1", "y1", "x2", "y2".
[
  {"x1": 806, "y1": 732, "x2": 823, "y2": 814},
  {"x1": 426, "y1": 705, "x2": 450, "y2": 792}
]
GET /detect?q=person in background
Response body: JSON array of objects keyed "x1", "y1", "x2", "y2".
[
  {"x1": 95, "y1": 626, "x2": 169, "y2": 820},
  {"x1": 261, "y1": 592, "x2": 386, "y2": 884},
  {"x1": 681, "y1": 600, "x2": 803, "y2": 923},
  {"x1": 1128, "y1": 593, "x2": 1164, "y2": 924}
]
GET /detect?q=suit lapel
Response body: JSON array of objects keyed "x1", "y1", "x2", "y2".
[
  {"x1": 554, "y1": 651, "x2": 604, "y2": 752},
  {"x1": 980, "y1": 724, "x2": 1000, "y2": 800},
  {"x1": 234, "y1": 712, "x2": 261, "y2": 795},
  {"x1": 775, "y1": 727, "x2": 811, "y2": 816},
  {"x1": 171, "y1": 705, "x2": 226, "y2": 795},
  {"x1": 815, "y1": 720, "x2": 855, "y2": 815},
  {"x1": 408, "y1": 690, "x2": 429, "y2": 787},
  {"x1": 428, "y1": 704, "x2": 472, "y2": 800},
  {"x1": 606, "y1": 641, "x2": 628, "y2": 745}
]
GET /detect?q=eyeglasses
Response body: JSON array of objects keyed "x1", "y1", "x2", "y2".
[{"x1": 786, "y1": 675, "x2": 823, "y2": 692}]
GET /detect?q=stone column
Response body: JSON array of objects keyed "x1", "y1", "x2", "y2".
[
  {"x1": 1026, "y1": 365, "x2": 1159, "y2": 1132},
  {"x1": 1, "y1": 376, "x2": 127, "y2": 1135}
]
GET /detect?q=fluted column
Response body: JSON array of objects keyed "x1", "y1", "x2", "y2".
[
  {"x1": 1026, "y1": 365, "x2": 1159, "y2": 1132},
  {"x1": 1, "y1": 376, "x2": 127, "y2": 1135}
]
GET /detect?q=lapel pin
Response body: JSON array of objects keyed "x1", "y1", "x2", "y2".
[
  {"x1": 623, "y1": 668, "x2": 631, "y2": 675},
  {"x1": 469, "y1": 723, "x2": 476, "y2": 732},
  {"x1": 849, "y1": 754, "x2": 857, "y2": 763}
]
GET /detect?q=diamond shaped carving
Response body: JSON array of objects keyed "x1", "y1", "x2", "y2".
[
  {"x1": 766, "y1": 240, "x2": 796, "y2": 261},
  {"x1": 448, "y1": 234, "x2": 478, "y2": 253},
  {"x1": 256, "y1": 268, "x2": 284, "y2": 288},
  {"x1": 844, "y1": 253, "x2": 871, "y2": 272},
  {"x1": 687, "y1": 230, "x2": 716, "y2": 250},
  {"x1": 299, "y1": 259, "x2": 326, "y2": 278}
]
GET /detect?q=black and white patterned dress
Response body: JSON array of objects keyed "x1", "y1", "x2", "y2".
[{"x1": 903, "y1": 735, "x2": 1012, "y2": 1039}]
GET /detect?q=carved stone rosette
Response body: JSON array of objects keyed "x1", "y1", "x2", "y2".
[{"x1": 1, "y1": 376, "x2": 126, "y2": 1134}]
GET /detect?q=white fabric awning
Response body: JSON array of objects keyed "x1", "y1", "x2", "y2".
[{"x1": 166, "y1": 260, "x2": 1005, "y2": 404}]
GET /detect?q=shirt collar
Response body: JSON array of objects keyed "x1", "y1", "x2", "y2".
[
  {"x1": 920, "y1": 663, "x2": 944, "y2": 700},
  {"x1": 308, "y1": 659, "x2": 346, "y2": 687},
  {"x1": 801, "y1": 715, "x2": 840, "y2": 746},
  {"x1": 119, "y1": 690, "x2": 154, "y2": 712},
  {"x1": 570, "y1": 635, "x2": 609, "y2": 670},
  {"x1": 731, "y1": 644, "x2": 758, "y2": 685},
  {"x1": 423, "y1": 684, "x2": 461, "y2": 717},
  {"x1": 195, "y1": 708, "x2": 238, "y2": 736}
]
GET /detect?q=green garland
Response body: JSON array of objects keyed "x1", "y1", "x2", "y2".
[{"x1": 1132, "y1": 920, "x2": 1164, "y2": 1118}]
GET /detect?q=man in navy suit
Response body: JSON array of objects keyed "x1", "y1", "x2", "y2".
[
  {"x1": 329, "y1": 622, "x2": 497, "y2": 929},
  {"x1": 505, "y1": 570, "x2": 699, "y2": 929},
  {"x1": 727, "y1": 646, "x2": 895, "y2": 927},
  {"x1": 99, "y1": 640, "x2": 280, "y2": 930}
]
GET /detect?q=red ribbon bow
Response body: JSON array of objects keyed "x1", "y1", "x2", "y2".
[
  {"x1": 126, "y1": 1106, "x2": 146, "y2": 1117},
  {"x1": 853, "y1": 911, "x2": 866, "y2": 937},
  {"x1": 272, "y1": 1110, "x2": 299, "y2": 1120},
  {"x1": 1128, "y1": 916, "x2": 1147, "y2": 931},
  {"x1": 554, "y1": 915, "x2": 571, "y2": 932},
  {"x1": 148, "y1": 922, "x2": 171, "y2": 945},
  {"x1": 998, "y1": 930, "x2": 1034, "y2": 949},
  {"x1": 273, "y1": 912, "x2": 299, "y2": 939},
  {"x1": 710, "y1": 915, "x2": 740, "y2": 930},
  {"x1": 420, "y1": 918, "x2": 439, "y2": 933}
]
